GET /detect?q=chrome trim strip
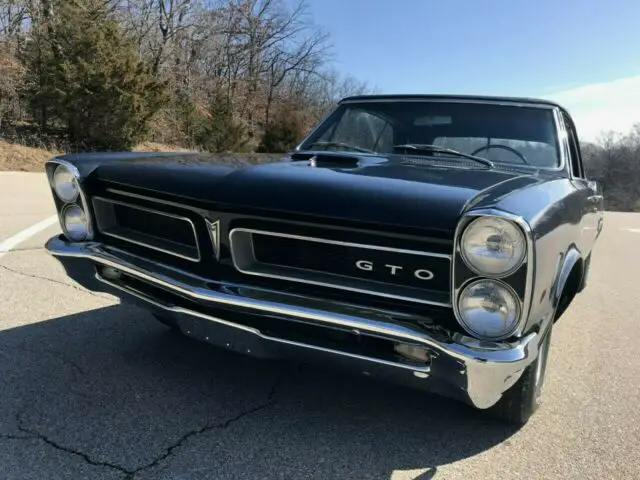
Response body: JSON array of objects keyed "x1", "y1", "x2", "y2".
[
  {"x1": 45, "y1": 158, "x2": 95, "y2": 241},
  {"x1": 451, "y1": 209, "x2": 535, "y2": 341},
  {"x1": 105, "y1": 188, "x2": 204, "y2": 211},
  {"x1": 92, "y1": 196, "x2": 201, "y2": 263},
  {"x1": 552, "y1": 107, "x2": 570, "y2": 175},
  {"x1": 106, "y1": 186, "x2": 452, "y2": 247},
  {"x1": 293, "y1": 107, "x2": 340, "y2": 152},
  {"x1": 46, "y1": 236, "x2": 535, "y2": 364},
  {"x1": 228, "y1": 227, "x2": 452, "y2": 308},
  {"x1": 230, "y1": 228, "x2": 452, "y2": 259},
  {"x1": 95, "y1": 272, "x2": 431, "y2": 374}
]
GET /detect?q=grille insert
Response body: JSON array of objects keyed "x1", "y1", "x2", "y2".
[
  {"x1": 229, "y1": 228, "x2": 451, "y2": 307},
  {"x1": 92, "y1": 197, "x2": 200, "y2": 262}
]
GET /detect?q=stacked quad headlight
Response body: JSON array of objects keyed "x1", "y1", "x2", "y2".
[
  {"x1": 52, "y1": 164, "x2": 80, "y2": 203},
  {"x1": 48, "y1": 162, "x2": 92, "y2": 242},
  {"x1": 456, "y1": 216, "x2": 527, "y2": 340}
]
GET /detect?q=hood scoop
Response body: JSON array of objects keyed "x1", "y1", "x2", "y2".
[{"x1": 302, "y1": 153, "x2": 361, "y2": 169}]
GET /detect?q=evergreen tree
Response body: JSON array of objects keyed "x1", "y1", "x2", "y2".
[
  {"x1": 194, "y1": 97, "x2": 249, "y2": 153},
  {"x1": 258, "y1": 105, "x2": 305, "y2": 153},
  {"x1": 28, "y1": 0, "x2": 167, "y2": 150}
]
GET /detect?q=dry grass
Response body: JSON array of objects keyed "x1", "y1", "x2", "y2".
[
  {"x1": 131, "y1": 142, "x2": 195, "y2": 153},
  {"x1": 0, "y1": 140, "x2": 197, "y2": 172},
  {"x1": 0, "y1": 139, "x2": 58, "y2": 172}
]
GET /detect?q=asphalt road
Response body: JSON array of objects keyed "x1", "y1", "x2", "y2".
[{"x1": 1, "y1": 172, "x2": 639, "y2": 480}]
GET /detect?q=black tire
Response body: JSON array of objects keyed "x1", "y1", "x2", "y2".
[
  {"x1": 577, "y1": 254, "x2": 591, "y2": 293},
  {"x1": 152, "y1": 313, "x2": 180, "y2": 331},
  {"x1": 487, "y1": 323, "x2": 553, "y2": 424}
]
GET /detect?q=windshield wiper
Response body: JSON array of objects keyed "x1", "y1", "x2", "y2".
[
  {"x1": 304, "y1": 141, "x2": 377, "y2": 154},
  {"x1": 393, "y1": 143, "x2": 494, "y2": 168}
]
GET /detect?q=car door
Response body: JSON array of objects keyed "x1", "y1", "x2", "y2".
[{"x1": 563, "y1": 112, "x2": 604, "y2": 250}]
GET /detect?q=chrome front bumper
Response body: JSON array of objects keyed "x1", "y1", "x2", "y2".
[{"x1": 45, "y1": 235, "x2": 542, "y2": 410}]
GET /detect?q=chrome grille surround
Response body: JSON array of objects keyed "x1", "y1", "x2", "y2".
[{"x1": 92, "y1": 196, "x2": 201, "y2": 262}]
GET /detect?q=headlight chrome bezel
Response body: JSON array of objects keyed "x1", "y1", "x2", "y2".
[
  {"x1": 453, "y1": 210, "x2": 534, "y2": 342},
  {"x1": 459, "y1": 215, "x2": 527, "y2": 278},
  {"x1": 46, "y1": 158, "x2": 93, "y2": 242}
]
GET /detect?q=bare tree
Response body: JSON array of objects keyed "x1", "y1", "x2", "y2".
[
  {"x1": 583, "y1": 125, "x2": 640, "y2": 211},
  {"x1": 0, "y1": 0, "x2": 28, "y2": 37}
]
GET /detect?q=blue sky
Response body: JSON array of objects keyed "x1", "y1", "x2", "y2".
[{"x1": 307, "y1": 0, "x2": 640, "y2": 141}]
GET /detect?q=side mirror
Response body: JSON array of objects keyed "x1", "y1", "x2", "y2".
[{"x1": 587, "y1": 180, "x2": 599, "y2": 192}]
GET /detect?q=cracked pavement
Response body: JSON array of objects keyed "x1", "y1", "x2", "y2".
[{"x1": 1, "y1": 172, "x2": 640, "y2": 479}]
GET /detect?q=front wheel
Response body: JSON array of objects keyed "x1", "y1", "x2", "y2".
[{"x1": 487, "y1": 323, "x2": 553, "y2": 424}]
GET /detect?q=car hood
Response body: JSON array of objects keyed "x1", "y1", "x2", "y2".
[{"x1": 78, "y1": 152, "x2": 542, "y2": 235}]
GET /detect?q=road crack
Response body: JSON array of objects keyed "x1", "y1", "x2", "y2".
[
  {"x1": 15, "y1": 408, "x2": 132, "y2": 477},
  {"x1": 7, "y1": 344, "x2": 87, "y2": 376},
  {"x1": 14, "y1": 373, "x2": 282, "y2": 478},
  {"x1": 129, "y1": 372, "x2": 282, "y2": 477},
  {"x1": 0, "y1": 433, "x2": 33, "y2": 441},
  {"x1": 0, "y1": 264, "x2": 112, "y2": 299}
]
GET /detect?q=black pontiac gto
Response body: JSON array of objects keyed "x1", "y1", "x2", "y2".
[{"x1": 44, "y1": 94, "x2": 603, "y2": 424}]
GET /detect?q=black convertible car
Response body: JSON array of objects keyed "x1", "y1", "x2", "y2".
[{"x1": 44, "y1": 94, "x2": 603, "y2": 424}]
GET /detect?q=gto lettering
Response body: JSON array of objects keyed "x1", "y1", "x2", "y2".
[
  {"x1": 355, "y1": 260, "x2": 373, "y2": 271},
  {"x1": 385, "y1": 264, "x2": 403, "y2": 275},
  {"x1": 354, "y1": 260, "x2": 434, "y2": 281},
  {"x1": 414, "y1": 269, "x2": 434, "y2": 281}
]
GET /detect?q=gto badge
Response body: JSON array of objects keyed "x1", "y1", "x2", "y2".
[{"x1": 354, "y1": 260, "x2": 434, "y2": 280}]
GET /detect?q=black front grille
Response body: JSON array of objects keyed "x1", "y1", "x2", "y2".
[
  {"x1": 92, "y1": 197, "x2": 200, "y2": 262},
  {"x1": 252, "y1": 234, "x2": 451, "y2": 292},
  {"x1": 112, "y1": 203, "x2": 196, "y2": 246}
]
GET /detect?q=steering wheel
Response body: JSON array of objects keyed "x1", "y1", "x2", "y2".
[{"x1": 471, "y1": 144, "x2": 529, "y2": 164}]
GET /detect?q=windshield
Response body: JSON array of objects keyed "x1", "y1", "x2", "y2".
[{"x1": 299, "y1": 100, "x2": 562, "y2": 168}]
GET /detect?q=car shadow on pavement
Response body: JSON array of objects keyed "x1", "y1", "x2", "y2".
[{"x1": 0, "y1": 304, "x2": 521, "y2": 479}]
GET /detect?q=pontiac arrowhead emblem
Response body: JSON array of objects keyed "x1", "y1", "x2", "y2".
[{"x1": 206, "y1": 219, "x2": 221, "y2": 260}]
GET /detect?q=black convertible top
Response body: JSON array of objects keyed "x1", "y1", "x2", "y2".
[{"x1": 340, "y1": 94, "x2": 565, "y2": 110}]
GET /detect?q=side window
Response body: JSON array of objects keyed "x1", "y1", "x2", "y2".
[
  {"x1": 563, "y1": 114, "x2": 584, "y2": 178},
  {"x1": 321, "y1": 109, "x2": 394, "y2": 152}
]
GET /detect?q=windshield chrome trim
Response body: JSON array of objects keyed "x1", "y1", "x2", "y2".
[
  {"x1": 292, "y1": 107, "x2": 340, "y2": 152},
  {"x1": 339, "y1": 97, "x2": 559, "y2": 109}
]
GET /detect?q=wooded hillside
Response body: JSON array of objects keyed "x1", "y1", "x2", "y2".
[{"x1": 0, "y1": 0, "x2": 373, "y2": 153}]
